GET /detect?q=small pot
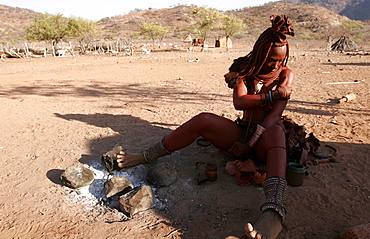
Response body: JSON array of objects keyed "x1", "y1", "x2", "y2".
[{"x1": 286, "y1": 162, "x2": 307, "y2": 186}]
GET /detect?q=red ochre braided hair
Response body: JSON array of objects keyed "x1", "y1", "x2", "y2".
[{"x1": 224, "y1": 15, "x2": 294, "y2": 87}]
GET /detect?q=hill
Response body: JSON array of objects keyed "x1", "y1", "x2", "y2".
[
  {"x1": 287, "y1": 0, "x2": 370, "y2": 20},
  {"x1": 0, "y1": 4, "x2": 40, "y2": 43},
  {"x1": 97, "y1": 2, "x2": 350, "y2": 41},
  {"x1": 229, "y1": 1, "x2": 351, "y2": 39},
  {"x1": 98, "y1": 6, "x2": 194, "y2": 39},
  {"x1": 340, "y1": 0, "x2": 370, "y2": 21},
  {"x1": 0, "y1": 2, "x2": 368, "y2": 45}
]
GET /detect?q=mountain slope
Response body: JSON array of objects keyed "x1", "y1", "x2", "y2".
[
  {"x1": 287, "y1": 0, "x2": 370, "y2": 20},
  {"x1": 0, "y1": 2, "x2": 367, "y2": 44},
  {"x1": 228, "y1": 1, "x2": 352, "y2": 40},
  {"x1": 340, "y1": 0, "x2": 370, "y2": 21},
  {"x1": 99, "y1": 2, "x2": 352, "y2": 40},
  {"x1": 0, "y1": 4, "x2": 39, "y2": 42},
  {"x1": 98, "y1": 6, "x2": 194, "y2": 38}
]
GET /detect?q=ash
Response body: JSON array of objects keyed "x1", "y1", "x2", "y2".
[{"x1": 65, "y1": 159, "x2": 151, "y2": 208}]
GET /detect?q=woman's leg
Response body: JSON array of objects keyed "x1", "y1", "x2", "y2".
[
  {"x1": 246, "y1": 123, "x2": 287, "y2": 239},
  {"x1": 117, "y1": 112, "x2": 242, "y2": 167},
  {"x1": 256, "y1": 124, "x2": 287, "y2": 178},
  {"x1": 164, "y1": 112, "x2": 242, "y2": 152}
]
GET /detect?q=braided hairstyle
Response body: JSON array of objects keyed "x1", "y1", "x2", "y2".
[{"x1": 225, "y1": 15, "x2": 294, "y2": 87}]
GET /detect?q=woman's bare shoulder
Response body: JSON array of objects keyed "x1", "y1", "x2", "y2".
[
  {"x1": 279, "y1": 67, "x2": 295, "y2": 84},
  {"x1": 281, "y1": 66, "x2": 294, "y2": 76}
]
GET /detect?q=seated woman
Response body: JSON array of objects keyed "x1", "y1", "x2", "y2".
[{"x1": 115, "y1": 15, "x2": 295, "y2": 239}]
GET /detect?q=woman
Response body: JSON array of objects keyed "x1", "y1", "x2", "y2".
[{"x1": 116, "y1": 15, "x2": 295, "y2": 239}]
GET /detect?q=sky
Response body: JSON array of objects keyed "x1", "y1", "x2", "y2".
[{"x1": 0, "y1": 0, "x2": 280, "y2": 21}]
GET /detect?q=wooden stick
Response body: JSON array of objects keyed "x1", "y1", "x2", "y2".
[{"x1": 326, "y1": 82, "x2": 359, "y2": 85}]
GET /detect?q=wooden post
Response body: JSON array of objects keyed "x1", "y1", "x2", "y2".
[
  {"x1": 69, "y1": 42, "x2": 74, "y2": 56},
  {"x1": 24, "y1": 42, "x2": 29, "y2": 57},
  {"x1": 51, "y1": 40, "x2": 56, "y2": 57}
]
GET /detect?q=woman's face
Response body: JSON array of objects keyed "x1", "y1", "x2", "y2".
[{"x1": 260, "y1": 45, "x2": 287, "y2": 74}]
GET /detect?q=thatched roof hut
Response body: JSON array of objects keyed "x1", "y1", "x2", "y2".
[{"x1": 331, "y1": 36, "x2": 357, "y2": 52}]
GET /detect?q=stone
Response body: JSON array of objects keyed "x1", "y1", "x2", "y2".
[
  {"x1": 104, "y1": 176, "x2": 133, "y2": 198},
  {"x1": 119, "y1": 185, "x2": 154, "y2": 217},
  {"x1": 342, "y1": 222, "x2": 370, "y2": 239},
  {"x1": 101, "y1": 145, "x2": 124, "y2": 172},
  {"x1": 124, "y1": 164, "x2": 149, "y2": 183},
  {"x1": 146, "y1": 162, "x2": 178, "y2": 188},
  {"x1": 60, "y1": 164, "x2": 94, "y2": 189}
]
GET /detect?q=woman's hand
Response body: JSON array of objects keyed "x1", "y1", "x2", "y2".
[
  {"x1": 228, "y1": 142, "x2": 252, "y2": 157},
  {"x1": 273, "y1": 85, "x2": 293, "y2": 100},
  {"x1": 224, "y1": 72, "x2": 241, "y2": 89}
]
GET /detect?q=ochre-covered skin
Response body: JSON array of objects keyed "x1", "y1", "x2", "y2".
[{"x1": 116, "y1": 15, "x2": 295, "y2": 239}]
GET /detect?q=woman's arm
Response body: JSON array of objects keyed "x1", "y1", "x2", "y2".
[
  {"x1": 261, "y1": 100, "x2": 287, "y2": 129},
  {"x1": 261, "y1": 68, "x2": 295, "y2": 129},
  {"x1": 233, "y1": 80, "x2": 263, "y2": 110},
  {"x1": 232, "y1": 68, "x2": 294, "y2": 111},
  {"x1": 228, "y1": 69, "x2": 294, "y2": 156}
]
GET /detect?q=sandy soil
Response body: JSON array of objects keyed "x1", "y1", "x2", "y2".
[{"x1": 0, "y1": 42, "x2": 369, "y2": 239}]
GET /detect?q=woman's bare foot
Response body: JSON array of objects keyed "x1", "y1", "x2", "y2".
[
  {"x1": 116, "y1": 151, "x2": 146, "y2": 168},
  {"x1": 245, "y1": 210, "x2": 282, "y2": 239}
]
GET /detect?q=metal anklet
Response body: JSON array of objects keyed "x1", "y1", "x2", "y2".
[
  {"x1": 143, "y1": 139, "x2": 170, "y2": 164},
  {"x1": 260, "y1": 176, "x2": 288, "y2": 220}
]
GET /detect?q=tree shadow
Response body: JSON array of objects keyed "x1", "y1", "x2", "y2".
[
  {"x1": 0, "y1": 80, "x2": 230, "y2": 105},
  {"x1": 286, "y1": 100, "x2": 370, "y2": 117},
  {"x1": 54, "y1": 112, "x2": 173, "y2": 156},
  {"x1": 323, "y1": 62, "x2": 370, "y2": 66}
]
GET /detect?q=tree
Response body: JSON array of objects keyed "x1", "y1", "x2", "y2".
[
  {"x1": 25, "y1": 14, "x2": 69, "y2": 56},
  {"x1": 25, "y1": 14, "x2": 100, "y2": 55},
  {"x1": 222, "y1": 14, "x2": 246, "y2": 50},
  {"x1": 138, "y1": 22, "x2": 172, "y2": 48},
  {"x1": 190, "y1": 6, "x2": 224, "y2": 44},
  {"x1": 67, "y1": 17, "x2": 100, "y2": 54}
]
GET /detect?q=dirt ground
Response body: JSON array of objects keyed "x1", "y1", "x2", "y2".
[{"x1": 0, "y1": 42, "x2": 369, "y2": 239}]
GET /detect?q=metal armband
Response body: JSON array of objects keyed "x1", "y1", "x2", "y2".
[{"x1": 246, "y1": 124, "x2": 266, "y2": 149}]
